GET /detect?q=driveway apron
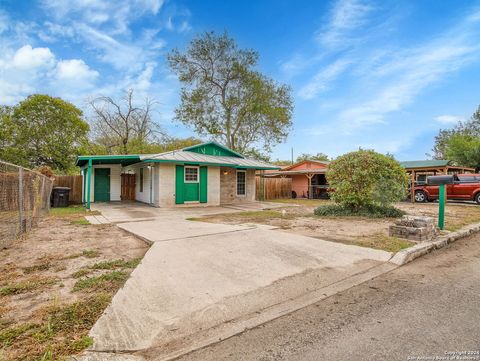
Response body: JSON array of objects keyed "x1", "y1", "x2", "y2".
[{"x1": 87, "y1": 202, "x2": 392, "y2": 358}]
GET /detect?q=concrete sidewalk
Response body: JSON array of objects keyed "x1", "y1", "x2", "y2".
[{"x1": 86, "y1": 220, "x2": 392, "y2": 360}]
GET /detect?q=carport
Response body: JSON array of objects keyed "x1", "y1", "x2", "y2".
[{"x1": 76, "y1": 155, "x2": 142, "y2": 209}]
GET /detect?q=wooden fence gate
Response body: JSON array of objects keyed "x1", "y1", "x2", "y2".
[
  {"x1": 121, "y1": 174, "x2": 136, "y2": 201},
  {"x1": 256, "y1": 177, "x2": 292, "y2": 200}
]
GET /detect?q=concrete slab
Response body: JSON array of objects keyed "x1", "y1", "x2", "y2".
[
  {"x1": 117, "y1": 219, "x2": 254, "y2": 242},
  {"x1": 88, "y1": 227, "x2": 392, "y2": 357}
]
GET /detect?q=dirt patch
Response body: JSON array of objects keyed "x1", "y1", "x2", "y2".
[
  {"x1": 0, "y1": 211, "x2": 149, "y2": 360},
  {"x1": 195, "y1": 206, "x2": 392, "y2": 244},
  {"x1": 194, "y1": 200, "x2": 480, "y2": 252}
]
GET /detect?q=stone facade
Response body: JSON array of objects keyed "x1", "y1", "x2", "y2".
[
  {"x1": 389, "y1": 215, "x2": 437, "y2": 242},
  {"x1": 220, "y1": 167, "x2": 256, "y2": 204}
]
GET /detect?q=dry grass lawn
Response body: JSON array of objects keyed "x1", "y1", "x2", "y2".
[
  {"x1": 0, "y1": 206, "x2": 149, "y2": 360},
  {"x1": 192, "y1": 199, "x2": 480, "y2": 253}
]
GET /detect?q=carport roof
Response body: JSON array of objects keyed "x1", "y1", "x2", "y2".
[
  {"x1": 75, "y1": 155, "x2": 143, "y2": 167},
  {"x1": 399, "y1": 160, "x2": 451, "y2": 169}
]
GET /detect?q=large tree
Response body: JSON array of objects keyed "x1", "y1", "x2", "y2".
[
  {"x1": 432, "y1": 105, "x2": 480, "y2": 168},
  {"x1": 89, "y1": 89, "x2": 161, "y2": 154},
  {"x1": 0, "y1": 95, "x2": 89, "y2": 173},
  {"x1": 168, "y1": 31, "x2": 293, "y2": 154},
  {"x1": 296, "y1": 152, "x2": 330, "y2": 163}
]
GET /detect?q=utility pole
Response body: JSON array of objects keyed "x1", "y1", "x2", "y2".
[{"x1": 291, "y1": 147, "x2": 294, "y2": 165}]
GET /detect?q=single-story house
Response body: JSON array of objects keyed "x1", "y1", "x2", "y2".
[
  {"x1": 261, "y1": 160, "x2": 329, "y2": 199},
  {"x1": 76, "y1": 142, "x2": 280, "y2": 209}
]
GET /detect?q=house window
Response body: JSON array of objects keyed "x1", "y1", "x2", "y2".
[
  {"x1": 139, "y1": 168, "x2": 144, "y2": 192},
  {"x1": 184, "y1": 166, "x2": 199, "y2": 183},
  {"x1": 237, "y1": 170, "x2": 246, "y2": 196}
]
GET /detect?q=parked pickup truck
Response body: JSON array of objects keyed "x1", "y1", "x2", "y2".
[{"x1": 413, "y1": 174, "x2": 480, "y2": 204}]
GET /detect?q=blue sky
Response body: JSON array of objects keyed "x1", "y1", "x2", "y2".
[{"x1": 1, "y1": 0, "x2": 480, "y2": 161}]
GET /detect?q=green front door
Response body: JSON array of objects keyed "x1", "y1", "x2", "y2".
[
  {"x1": 94, "y1": 168, "x2": 110, "y2": 202},
  {"x1": 184, "y1": 183, "x2": 199, "y2": 202},
  {"x1": 176, "y1": 165, "x2": 203, "y2": 204}
]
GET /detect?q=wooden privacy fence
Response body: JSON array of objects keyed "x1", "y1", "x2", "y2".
[
  {"x1": 53, "y1": 175, "x2": 83, "y2": 204},
  {"x1": 256, "y1": 177, "x2": 292, "y2": 200}
]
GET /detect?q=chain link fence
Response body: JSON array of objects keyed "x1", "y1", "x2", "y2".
[{"x1": 0, "y1": 160, "x2": 53, "y2": 249}]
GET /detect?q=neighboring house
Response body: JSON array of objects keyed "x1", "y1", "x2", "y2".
[
  {"x1": 76, "y1": 142, "x2": 279, "y2": 209},
  {"x1": 262, "y1": 160, "x2": 329, "y2": 199},
  {"x1": 400, "y1": 160, "x2": 475, "y2": 184}
]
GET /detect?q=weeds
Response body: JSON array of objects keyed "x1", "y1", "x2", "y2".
[
  {"x1": 71, "y1": 269, "x2": 91, "y2": 279},
  {"x1": 351, "y1": 234, "x2": 414, "y2": 253},
  {"x1": 22, "y1": 262, "x2": 51, "y2": 274},
  {"x1": 90, "y1": 258, "x2": 141, "y2": 270},
  {"x1": 314, "y1": 204, "x2": 405, "y2": 218},
  {"x1": 71, "y1": 218, "x2": 90, "y2": 226},
  {"x1": 64, "y1": 249, "x2": 101, "y2": 260},
  {"x1": 0, "y1": 278, "x2": 57, "y2": 297},
  {"x1": 73, "y1": 271, "x2": 129, "y2": 292},
  {"x1": 0, "y1": 294, "x2": 109, "y2": 359}
]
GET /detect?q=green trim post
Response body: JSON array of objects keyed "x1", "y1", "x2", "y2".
[
  {"x1": 86, "y1": 158, "x2": 92, "y2": 210},
  {"x1": 438, "y1": 184, "x2": 446, "y2": 230},
  {"x1": 82, "y1": 168, "x2": 86, "y2": 204}
]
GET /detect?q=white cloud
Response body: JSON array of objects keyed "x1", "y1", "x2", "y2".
[
  {"x1": 41, "y1": 0, "x2": 164, "y2": 35},
  {"x1": 11, "y1": 45, "x2": 55, "y2": 70},
  {"x1": 56, "y1": 59, "x2": 99, "y2": 82},
  {"x1": 0, "y1": 11, "x2": 9, "y2": 34},
  {"x1": 0, "y1": 44, "x2": 99, "y2": 104},
  {"x1": 315, "y1": 0, "x2": 374, "y2": 48},
  {"x1": 434, "y1": 115, "x2": 464, "y2": 124},
  {"x1": 330, "y1": 9, "x2": 480, "y2": 132},
  {"x1": 298, "y1": 59, "x2": 351, "y2": 99}
]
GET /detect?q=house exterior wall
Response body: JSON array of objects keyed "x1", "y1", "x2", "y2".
[
  {"x1": 81, "y1": 162, "x2": 256, "y2": 207},
  {"x1": 207, "y1": 166, "x2": 221, "y2": 205},
  {"x1": 158, "y1": 163, "x2": 176, "y2": 207},
  {"x1": 81, "y1": 164, "x2": 122, "y2": 202},
  {"x1": 220, "y1": 167, "x2": 255, "y2": 204},
  {"x1": 291, "y1": 174, "x2": 308, "y2": 198},
  {"x1": 122, "y1": 163, "x2": 155, "y2": 205}
]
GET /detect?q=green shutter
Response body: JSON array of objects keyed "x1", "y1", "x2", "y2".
[
  {"x1": 200, "y1": 166, "x2": 208, "y2": 203},
  {"x1": 175, "y1": 165, "x2": 184, "y2": 204}
]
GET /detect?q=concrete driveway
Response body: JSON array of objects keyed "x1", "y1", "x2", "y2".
[{"x1": 85, "y1": 202, "x2": 394, "y2": 360}]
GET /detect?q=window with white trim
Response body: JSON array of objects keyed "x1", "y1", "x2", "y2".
[
  {"x1": 236, "y1": 170, "x2": 246, "y2": 196},
  {"x1": 184, "y1": 166, "x2": 199, "y2": 182}
]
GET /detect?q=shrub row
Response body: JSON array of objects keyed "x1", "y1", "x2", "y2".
[{"x1": 314, "y1": 204, "x2": 405, "y2": 218}]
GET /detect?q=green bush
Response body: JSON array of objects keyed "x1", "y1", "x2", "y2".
[
  {"x1": 326, "y1": 149, "x2": 409, "y2": 211},
  {"x1": 314, "y1": 204, "x2": 405, "y2": 218}
]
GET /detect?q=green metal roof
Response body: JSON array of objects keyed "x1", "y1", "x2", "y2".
[
  {"x1": 182, "y1": 141, "x2": 244, "y2": 158},
  {"x1": 75, "y1": 155, "x2": 142, "y2": 167},
  {"x1": 75, "y1": 142, "x2": 279, "y2": 170},
  {"x1": 399, "y1": 160, "x2": 451, "y2": 169}
]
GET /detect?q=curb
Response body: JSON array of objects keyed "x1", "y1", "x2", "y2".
[{"x1": 390, "y1": 222, "x2": 480, "y2": 265}]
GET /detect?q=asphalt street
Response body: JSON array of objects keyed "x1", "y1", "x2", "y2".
[{"x1": 177, "y1": 233, "x2": 480, "y2": 361}]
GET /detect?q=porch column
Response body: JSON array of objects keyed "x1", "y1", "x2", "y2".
[
  {"x1": 305, "y1": 173, "x2": 313, "y2": 199},
  {"x1": 82, "y1": 169, "x2": 86, "y2": 205},
  {"x1": 411, "y1": 170, "x2": 415, "y2": 203},
  {"x1": 86, "y1": 158, "x2": 92, "y2": 210}
]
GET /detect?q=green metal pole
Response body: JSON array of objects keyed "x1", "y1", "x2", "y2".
[
  {"x1": 86, "y1": 158, "x2": 92, "y2": 210},
  {"x1": 438, "y1": 184, "x2": 446, "y2": 230},
  {"x1": 82, "y1": 168, "x2": 86, "y2": 205}
]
